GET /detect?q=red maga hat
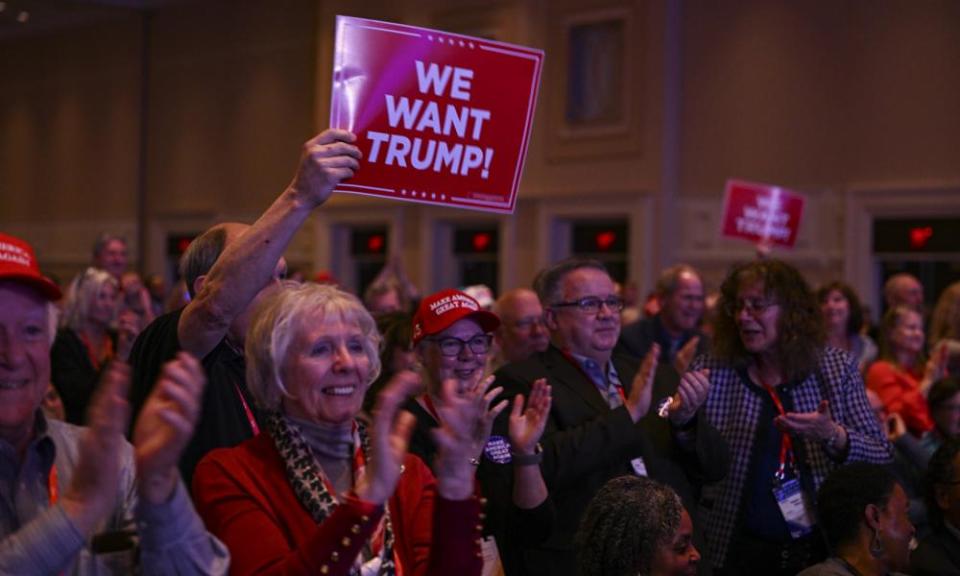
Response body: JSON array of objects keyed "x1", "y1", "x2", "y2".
[
  {"x1": 0, "y1": 233, "x2": 62, "y2": 301},
  {"x1": 413, "y1": 288, "x2": 500, "y2": 345}
]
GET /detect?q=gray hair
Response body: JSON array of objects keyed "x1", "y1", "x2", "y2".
[
  {"x1": 62, "y1": 267, "x2": 116, "y2": 332},
  {"x1": 91, "y1": 232, "x2": 127, "y2": 259},
  {"x1": 179, "y1": 226, "x2": 229, "y2": 299},
  {"x1": 245, "y1": 282, "x2": 383, "y2": 412},
  {"x1": 655, "y1": 264, "x2": 701, "y2": 298},
  {"x1": 533, "y1": 258, "x2": 609, "y2": 306}
]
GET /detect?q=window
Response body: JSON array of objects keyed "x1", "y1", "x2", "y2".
[
  {"x1": 570, "y1": 219, "x2": 629, "y2": 284},
  {"x1": 453, "y1": 225, "x2": 499, "y2": 291},
  {"x1": 349, "y1": 227, "x2": 389, "y2": 297}
]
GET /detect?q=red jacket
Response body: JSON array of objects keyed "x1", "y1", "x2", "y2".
[
  {"x1": 866, "y1": 360, "x2": 935, "y2": 437},
  {"x1": 192, "y1": 431, "x2": 483, "y2": 576}
]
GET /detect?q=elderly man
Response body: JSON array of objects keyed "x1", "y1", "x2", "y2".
[
  {"x1": 884, "y1": 273, "x2": 925, "y2": 312},
  {"x1": 491, "y1": 288, "x2": 549, "y2": 369},
  {"x1": 90, "y1": 233, "x2": 129, "y2": 281},
  {"x1": 488, "y1": 258, "x2": 727, "y2": 576},
  {"x1": 128, "y1": 128, "x2": 360, "y2": 485},
  {"x1": 617, "y1": 264, "x2": 710, "y2": 374},
  {"x1": 0, "y1": 233, "x2": 228, "y2": 574}
]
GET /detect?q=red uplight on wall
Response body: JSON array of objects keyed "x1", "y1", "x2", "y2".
[
  {"x1": 366, "y1": 234, "x2": 385, "y2": 253},
  {"x1": 909, "y1": 226, "x2": 933, "y2": 250},
  {"x1": 177, "y1": 238, "x2": 191, "y2": 253},
  {"x1": 595, "y1": 231, "x2": 616, "y2": 251}
]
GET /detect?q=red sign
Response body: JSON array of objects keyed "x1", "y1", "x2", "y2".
[
  {"x1": 329, "y1": 16, "x2": 544, "y2": 214},
  {"x1": 720, "y1": 180, "x2": 806, "y2": 248}
]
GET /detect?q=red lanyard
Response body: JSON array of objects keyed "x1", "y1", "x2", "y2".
[
  {"x1": 560, "y1": 350, "x2": 626, "y2": 403},
  {"x1": 232, "y1": 382, "x2": 260, "y2": 436},
  {"x1": 420, "y1": 394, "x2": 441, "y2": 423},
  {"x1": 79, "y1": 333, "x2": 113, "y2": 371},
  {"x1": 760, "y1": 381, "x2": 795, "y2": 481},
  {"x1": 48, "y1": 464, "x2": 58, "y2": 505}
]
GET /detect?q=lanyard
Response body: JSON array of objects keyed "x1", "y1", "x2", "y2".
[
  {"x1": 79, "y1": 333, "x2": 113, "y2": 372},
  {"x1": 560, "y1": 350, "x2": 626, "y2": 403},
  {"x1": 232, "y1": 382, "x2": 260, "y2": 436},
  {"x1": 760, "y1": 381, "x2": 795, "y2": 482},
  {"x1": 48, "y1": 464, "x2": 58, "y2": 505},
  {"x1": 420, "y1": 394, "x2": 442, "y2": 423}
]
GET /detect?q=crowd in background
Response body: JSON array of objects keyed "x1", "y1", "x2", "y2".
[{"x1": 3, "y1": 128, "x2": 960, "y2": 576}]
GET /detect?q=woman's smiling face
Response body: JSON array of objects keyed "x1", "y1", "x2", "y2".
[{"x1": 280, "y1": 312, "x2": 373, "y2": 425}]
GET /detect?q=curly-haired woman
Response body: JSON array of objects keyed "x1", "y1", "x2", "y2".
[
  {"x1": 575, "y1": 476, "x2": 700, "y2": 576},
  {"x1": 689, "y1": 259, "x2": 892, "y2": 575}
]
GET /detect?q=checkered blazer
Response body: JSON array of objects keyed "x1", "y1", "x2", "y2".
[{"x1": 691, "y1": 347, "x2": 892, "y2": 568}]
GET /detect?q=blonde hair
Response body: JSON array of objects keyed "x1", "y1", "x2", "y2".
[
  {"x1": 929, "y1": 281, "x2": 960, "y2": 348},
  {"x1": 245, "y1": 281, "x2": 382, "y2": 412},
  {"x1": 62, "y1": 267, "x2": 116, "y2": 332}
]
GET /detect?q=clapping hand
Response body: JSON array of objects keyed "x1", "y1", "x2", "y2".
[
  {"x1": 509, "y1": 378, "x2": 551, "y2": 456},
  {"x1": 665, "y1": 369, "x2": 710, "y2": 427},
  {"x1": 626, "y1": 343, "x2": 660, "y2": 422},
  {"x1": 133, "y1": 352, "x2": 206, "y2": 504},
  {"x1": 775, "y1": 399, "x2": 840, "y2": 443},
  {"x1": 355, "y1": 370, "x2": 420, "y2": 505},
  {"x1": 432, "y1": 375, "x2": 508, "y2": 499},
  {"x1": 673, "y1": 336, "x2": 700, "y2": 375},
  {"x1": 62, "y1": 362, "x2": 131, "y2": 536}
]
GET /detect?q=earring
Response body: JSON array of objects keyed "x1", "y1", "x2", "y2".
[{"x1": 869, "y1": 528, "x2": 884, "y2": 558}]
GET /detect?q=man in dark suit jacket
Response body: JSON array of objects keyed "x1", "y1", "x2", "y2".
[
  {"x1": 617, "y1": 264, "x2": 710, "y2": 374},
  {"x1": 485, "y1": 259, "x2": 728, "y2": 576}
]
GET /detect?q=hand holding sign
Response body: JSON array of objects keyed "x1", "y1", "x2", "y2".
[{"x1": 287, "y1": 129, "x2": 362, "y2": 208}]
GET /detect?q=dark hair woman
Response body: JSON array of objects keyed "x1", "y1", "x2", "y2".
[
  {"x1": 691, "y1": 259, "x2": 891, "y2": 575},
  {"x1": 798, "y1": 463, "x2": 915, "y2": 576},
  {"x1": 575, "y1": 476, "x2": 700, "y2": 576},
  {"x1": 816, "y1": 281, "x2": 877, "y2": 372}
]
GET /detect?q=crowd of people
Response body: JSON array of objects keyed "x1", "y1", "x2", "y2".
[{"x1": 3, "y1": 127, "x2": 960, "y2": 576}]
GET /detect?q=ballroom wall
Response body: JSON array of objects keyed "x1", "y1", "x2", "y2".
[{"x1": 2, "y1": 0, "x2": 958, "y2": 309}]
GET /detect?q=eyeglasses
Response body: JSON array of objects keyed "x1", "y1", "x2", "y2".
[
  {"x1": 551, "y1": 296, "x2": 624, "y2": 314},
  {"x1": 426, "y1": 334, "x2": 493, "y2": 357},
  {"x1": 725, "y1": 298, "x2": 778, "y2": 316}
]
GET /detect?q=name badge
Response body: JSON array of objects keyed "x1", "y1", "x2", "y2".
[
  {"x1": 773, "y1": 478, "x2": 815, "y2": 538},
  {"x1": 630, "y1": 457, "x2": 648, "y2": 477}
]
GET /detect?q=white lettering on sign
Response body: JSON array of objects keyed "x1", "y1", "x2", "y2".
[{"x1": 366, "y1": 59, "x2": 495, "y2": 180}]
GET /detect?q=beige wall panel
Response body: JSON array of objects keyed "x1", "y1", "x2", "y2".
[
  {"x1": 0, "y1": 17, "x2": 141, "y2": 222},
  {"x1": 844, "y1": 1, "x2": 960, "y2": 183},
  {"x1": 147, "y1": 0, "x2": 317, "y2": 216},
  {"x1": 680, "y1": 1, "x2": 846, "y2": 196}
]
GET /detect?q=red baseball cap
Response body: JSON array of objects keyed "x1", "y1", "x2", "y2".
[
  {"x1": 0, "y1": 233, "x2": 62, "y2": 301},
  {"x1": 413, "y1": 288, "x2": 500, "y2": 345}
]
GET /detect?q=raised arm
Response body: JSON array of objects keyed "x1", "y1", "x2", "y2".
[{"x1": 178, "y1": 130, "x2": 360, "y2": 358}]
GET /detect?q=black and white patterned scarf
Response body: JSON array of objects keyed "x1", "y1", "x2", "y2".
[{"x1": 266, "y1": 411, "x2": 397, "y2": 576}]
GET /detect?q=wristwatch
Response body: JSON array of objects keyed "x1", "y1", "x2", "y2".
[{"x1": 511, "y1": 442, "x2": 543, "y2": 466}]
